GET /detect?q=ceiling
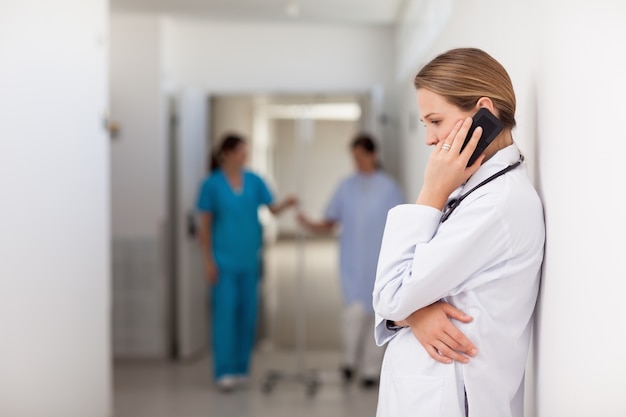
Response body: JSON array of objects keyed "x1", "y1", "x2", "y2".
[{"x1": 110, "y1": 0, "x2": 408, "y2": 26}]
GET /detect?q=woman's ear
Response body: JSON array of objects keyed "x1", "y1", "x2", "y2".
[{"x1": 476, "y1": 97, "x2": 495, "y2": 113}]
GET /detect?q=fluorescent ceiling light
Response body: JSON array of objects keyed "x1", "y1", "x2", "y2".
[{"x1": 264, "y1": 103, "x2": 362, "y2": 121}]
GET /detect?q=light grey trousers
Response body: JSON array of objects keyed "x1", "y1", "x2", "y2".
[{"x1": 341, "y1": 302, "x2": 385, "y2": 379}]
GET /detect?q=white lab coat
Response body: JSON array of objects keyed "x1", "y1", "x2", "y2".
[{"x1": 373, "y1": 144, "x2": 545, "y2": 417}]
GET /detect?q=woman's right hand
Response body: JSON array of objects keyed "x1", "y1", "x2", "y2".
[
  {"x1": 417, "y1": 117, "x2": 484, "y2": 210},
  {"x1": 204, "y1": 259, "x2": 218, "y2": 284},
  {"x1": 404, "y1": 302, "x2": 477, "y2": 364}
]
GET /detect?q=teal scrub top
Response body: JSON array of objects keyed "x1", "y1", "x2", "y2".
[{"x1": 196, "y1": 169, "x2": 274, "y2": 271}]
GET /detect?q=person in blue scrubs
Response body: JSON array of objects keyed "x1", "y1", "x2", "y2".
[
  {"x1": 297, "y1": 133, "x2": 405, "y2": 388},
  {"x1": 197, "y1": 133, "x2": 297, "y2": 392}
]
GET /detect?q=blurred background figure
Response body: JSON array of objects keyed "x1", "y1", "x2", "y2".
[
  {"x1": 297, "y1": 133, "x2": 405, "y2": 388},
  {"x1": 196, "y1": 133, "x2": 297, "y2": 392}
]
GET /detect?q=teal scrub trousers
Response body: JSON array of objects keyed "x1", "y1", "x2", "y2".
[{"x1": 210, "y1": 266, "x2": 259, "y2": 380}]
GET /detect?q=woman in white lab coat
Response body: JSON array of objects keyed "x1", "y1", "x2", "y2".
[{"x1": 373, "y1": 48, "x2": 545, "y2": 417}]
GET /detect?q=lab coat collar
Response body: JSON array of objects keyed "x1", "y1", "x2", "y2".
[{"x1": 461, "y1": 143, "x2": 523, "y2": 192}]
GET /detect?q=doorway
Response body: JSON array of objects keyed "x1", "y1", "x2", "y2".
[{"x1": 209, "y1": 93, "x2": 369, "y2": 352}]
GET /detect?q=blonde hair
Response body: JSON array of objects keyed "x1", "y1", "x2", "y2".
[{"x1": 414, "y1": 48, "x2": 516, "y2": 129}]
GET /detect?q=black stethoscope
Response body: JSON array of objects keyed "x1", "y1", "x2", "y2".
[{"x1": 440, "y1": 154, "x2": 525, "y2": 223}]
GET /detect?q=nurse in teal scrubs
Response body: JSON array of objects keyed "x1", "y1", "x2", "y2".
[{"x1": 196, "y1": 133, "x2": 297, "y2": 392}]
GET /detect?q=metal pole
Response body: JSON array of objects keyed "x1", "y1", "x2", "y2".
[{"x1": 294, "y1": 114, "x2": 313, "y2": 373}]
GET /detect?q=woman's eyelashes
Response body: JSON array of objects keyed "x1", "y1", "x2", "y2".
[
  {"x1": 421, "y1": 120, "x2": 440, "y2": 127},
  {"x1": 424, "y1": 119, "x2": 440, "y2": 127}
]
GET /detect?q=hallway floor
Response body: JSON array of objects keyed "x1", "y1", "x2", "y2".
[
  {"x1": 113, "y1": 237, "x2": 380, "y2": 417},
  {"x1": 113, "y1": 350, "x2": 380, "y2": 417}
]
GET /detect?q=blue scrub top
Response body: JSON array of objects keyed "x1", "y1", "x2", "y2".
[
  {"x1": 325, "y1": 171, "x2": 405, "y2": 312},
  {"x1": 196, "y1": 169, "x2": 274, "y2": 271}
]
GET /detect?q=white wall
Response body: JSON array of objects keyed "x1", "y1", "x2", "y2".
[
  {"x1": 534, "y1": 2, "x2": 626, "y2": 416},
  {"x1": 109, "y1": 13, "x2": 168, "y2": 358},
  {"x1": 110, "y1": 14, "x2": 166, "y2": 239},
  {"x1": 396, "y1": 0, "x2": 626, "y2": 416},
  {"x1": 0, "y1": 0, "x2": 111, "y2": 416},
  {"x1": 165, "y1": 19, "x2": 395, "y2": 94}
]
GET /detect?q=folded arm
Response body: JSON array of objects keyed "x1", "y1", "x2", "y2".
[
  {"x1": 373, "y1": 201, "x2": 507, "y2": 322},
  {"x1": 373, "y1": 200, "x2": 509, "y2": 362}
]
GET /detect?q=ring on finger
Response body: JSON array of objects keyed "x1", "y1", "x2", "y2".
[{"x1": 441, "y1": 143, "x2": 451, "y2": 151}]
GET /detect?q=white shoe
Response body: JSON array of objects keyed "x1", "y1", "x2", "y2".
[{"x1": 216, "y1": 375, "x2": 237, "y2": 392}]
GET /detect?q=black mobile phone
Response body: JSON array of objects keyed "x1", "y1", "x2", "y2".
[{"x1": 460, "y1": 107, "x2": 504, "y2": 167}]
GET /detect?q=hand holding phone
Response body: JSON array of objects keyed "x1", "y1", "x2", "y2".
[{"x1": 460, "y1": 108, "x2": 504, "y2": 167}]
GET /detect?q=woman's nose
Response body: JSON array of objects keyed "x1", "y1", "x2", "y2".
[{"x1": 425, "y1": 130, "x2": 437, "y2": 146}]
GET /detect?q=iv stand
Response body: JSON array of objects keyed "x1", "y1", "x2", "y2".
[{"x1": 261, "y1": 113, "x2": 321, "y2": 397}]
